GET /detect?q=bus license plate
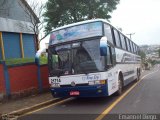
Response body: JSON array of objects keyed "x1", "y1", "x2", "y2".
[{"x1": 70, "y1": 91, "x2": 80, "y2": 96}]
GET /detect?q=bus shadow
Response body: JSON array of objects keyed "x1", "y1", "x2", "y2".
[{"x1": 71, "y1": 80, "x2": 137, "y2": 105}]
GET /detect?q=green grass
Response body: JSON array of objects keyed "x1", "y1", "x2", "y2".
[
  {"x1": 5, "y1": 58, "x2": 35, "y2": 65},
  {"x1": 1, "y1": 56, "x2": 48, "y2": 66}
]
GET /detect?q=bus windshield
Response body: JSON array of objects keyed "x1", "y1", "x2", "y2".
[{"x1": 48, "y1": 39, "x2": 105, "y2": 76}]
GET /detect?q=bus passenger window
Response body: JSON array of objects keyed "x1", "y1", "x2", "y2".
[
  {"x1": 120, "y1": 34, "x2": 127, "y2": 50},
  {"x1": 111, "y1": 47, "x2": 116, "y2": 65},
  {"x1": 113, "y1": 29, "x2": 121, "y2": 48},
  {"x1": 130, "y1": 41, "x2": 134, "y2": 53},
  {"x1": 126, "y1": 38, "x2": 131, "y2": 52},
  {"x1": 104, "y1": 24, "x2": 114, "y2": 45}
]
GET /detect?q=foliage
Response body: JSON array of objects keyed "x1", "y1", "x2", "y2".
[
  {"x1": 25, "y1": 0, "x2": 47, "y2": 49},
  {"x1": 5, "y1": 58, "x2": 34, "y2": 65},
  {"x1": 43, "y1": 0, "x2": 120, "y2": 33},
  {"x1": 158, "y1": 49, "x2": 160, "y2": 58},
  {"x1": 39, "y1": 55, "x2": 48, "y2": 65},
  {"x1": 147, "y1": 59, "x2": 157, "y2": 66},
  {"x1": 138, "y1": 50, "x2": 146, "y2": 60},
  {"x1": 2, "y1": 56, "x2": 48, "y2": 66}
]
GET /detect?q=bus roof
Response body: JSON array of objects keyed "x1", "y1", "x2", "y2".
[
  {"x1": 51, "y1": 19, "x2": 109, "y2": 32},
  {"x1": 50, "y1": 18, "x2": 139, "y2": 47}
]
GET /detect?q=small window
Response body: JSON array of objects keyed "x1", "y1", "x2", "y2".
[
  {"x1": 120, "y1": 34, "x2": 127, "y2": 50},
  {"x1": 111, "y1": 47, "x2": 116, "y2": 65},
  {"x1": 130, "y1": 41, "x2": 134, "y2": 53},
  {"x1": 113, "y1": 29, "x2": 121, "y2": 48},
  {"x1": 133, "y1": 43, "x2": 136, "y2": 53},
  {"x1": 135, "y1": 46, "x2": 138, "y2": 54},
  {"x1": 126, "y1": 38, "x2": 131, "y2": 52},
  {"x1": 104, "y1": 24, "x2": 114, "y2": 45}
]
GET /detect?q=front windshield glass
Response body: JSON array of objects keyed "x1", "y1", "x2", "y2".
[{"x1": 48, "y1": 39, "x2": 105, "y2": 76}]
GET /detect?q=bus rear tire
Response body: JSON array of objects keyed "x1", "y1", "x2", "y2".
[
  {"x1": 136, "y1": 69, "x2": 140, "y2": 82},
  {"x1": 115, "y1": 76, "x2": 123, "y2": 96}
]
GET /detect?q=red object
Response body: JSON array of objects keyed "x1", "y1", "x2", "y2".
[
  {"x1": 40, "y1": 65, "x2": 49, "y2": 89},
  {"x1": 0, "y1": 64, "x2": 5, "y2": 93},
  {"x1": 0, "y1": 63, "x2": 50, "y2": 95},
  {"x1": 70, "y1": 91, "x2": 80, "y2": 96},
  {"x1": 8, "y1": 64, "x2": 38, "y2": 92}
]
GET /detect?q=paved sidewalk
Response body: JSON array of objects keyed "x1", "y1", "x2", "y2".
[{"x1": 0, "y1": 92, "x2": 53, "y2": 114}]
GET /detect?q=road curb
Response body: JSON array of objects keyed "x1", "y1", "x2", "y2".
[
  {"x1": 0, "y1": 98, "x2": 62, "y2": 119},
  {"x1": 11, "y1": 98, "x2": 61, "y2": 116}
]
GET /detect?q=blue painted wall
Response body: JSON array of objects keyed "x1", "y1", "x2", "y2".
[
  {"x1": 22, "y1": 34, "x2": 36, "y2": 58},
  {"x1": 2, "y1": 32, "x2": 21, "y2": 59},
  {"x1": 0, "y1": 48, "x2": 2, "y2": 60}
]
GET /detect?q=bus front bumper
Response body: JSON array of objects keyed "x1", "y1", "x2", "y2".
[{"x1": 50, "y1": 85, "x2": 108, "y2": 98}]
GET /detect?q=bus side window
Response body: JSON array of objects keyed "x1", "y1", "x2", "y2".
[
  {"x1": 120, "y1": 34, "x2": 127, "y2": 50},
  {"x1": 126, "y1": 38, "x2": 131, "y2": 52},
  {"x1": 111, "y1": 47, "x2": 116, "y2": 65},
  {"x1": 104, "y1": 24, "x2": 114, "y2": 45},
  {"x1": 113, "y1": 29, "x2": 121, "y2": 48},
  {"x1": 130, "y1": 41, "x2": 133, "y2": 53}
]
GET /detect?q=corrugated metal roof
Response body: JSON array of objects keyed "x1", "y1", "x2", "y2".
[{"x1": 20, "y1": 0, "x2": 40, "y2": 23}]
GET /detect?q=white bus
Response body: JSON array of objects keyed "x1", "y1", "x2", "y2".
[{"x1": 48, "y1": 19, "x2": 141, "y2": 98}]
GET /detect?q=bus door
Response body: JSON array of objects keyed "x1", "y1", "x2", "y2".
[{"x1": 105, "y1": 45, "x2": 118, "y2": 95}]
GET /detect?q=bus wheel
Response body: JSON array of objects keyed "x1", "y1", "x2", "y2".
[
  {"x1": 115, "y1": 76, "x2": 123, "y2": 96},
  {"x1": 136, "y1": 69, "x2": 140, "y2": 82}
]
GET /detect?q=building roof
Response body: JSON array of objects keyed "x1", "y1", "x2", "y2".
[{"x1": 20, "y1": 0, "x2": 40, "y2": 23}]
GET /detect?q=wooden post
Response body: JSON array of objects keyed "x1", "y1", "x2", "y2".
[
  {"x1": 0, "y1": 32, "x2": 5, "y2": 60},
  {"x1": 20, "y1": 33, "x2": 24, "y2": 58}
]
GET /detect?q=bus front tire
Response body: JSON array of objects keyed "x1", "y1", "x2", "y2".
[{"x1": 115, "y1": 76, "x2": 123, "y2": 96}]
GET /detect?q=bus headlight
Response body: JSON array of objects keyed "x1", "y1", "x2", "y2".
[
  {"x1": 88, "y1": 80, "x2": 106, "y2": 85},
  {"x1": 88, "y1": 81, "x2": 95, "y2": 85},
  {"x1": 99, "y1": 80, "x2": 106, "y2": 84}
]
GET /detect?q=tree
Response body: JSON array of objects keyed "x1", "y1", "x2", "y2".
[
  {"x1": 158, "y1": 49, "x2": 160, "y2": 58},
  {"x1": 22, "y1": 0, "x2": 47, "y2": 50},
  {"x1": 43, "y1": 0, "x2": 120, "y2": 33},
  {"x1": 139, "y1": 50, "x2": 146, "y2": 60}
]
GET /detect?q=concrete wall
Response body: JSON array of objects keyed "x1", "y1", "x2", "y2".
[
  {"x1": 8, "y1": 64, "x2": 38, "y2": 93},
  {"x1": 0, "y1": 64, "x2": 5, "y2": 93},
  {"x1": 0, "y1": 48, "x2": 2, "y2": 60},
  {"x1": 40, "y1": 65, "x2": 49, "y2": 89},
  {"x1": 0, "y1": 32, "x2": 36, "y2": 59},
  {"x1": 0, "y1": 62, "x2": 49, "y2": 99}
]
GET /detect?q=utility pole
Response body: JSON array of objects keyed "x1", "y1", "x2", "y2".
[{"x1": 126, "y1": 33, "x2": 135, "y2": 39}]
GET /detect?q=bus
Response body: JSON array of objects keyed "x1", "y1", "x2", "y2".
[{"x1": 48, "y1": 19, "x2": 141, "y2": 98}]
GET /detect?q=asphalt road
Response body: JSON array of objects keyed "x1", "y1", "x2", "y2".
[{"x1": 18, "y1": 66, "x2": 160, "y2": 120}]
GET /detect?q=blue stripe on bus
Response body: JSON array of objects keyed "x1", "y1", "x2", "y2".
[{"x1": 50, "y1": 84, "x2": 108, "y2": 98}]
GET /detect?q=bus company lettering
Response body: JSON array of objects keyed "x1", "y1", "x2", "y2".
[{"x1": 82, "y1": 74, "x2": 101, "y2": 81}]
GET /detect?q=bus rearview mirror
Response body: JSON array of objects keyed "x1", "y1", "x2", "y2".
[{"x1": 100, "y1": 37, "x2": 107, "y2": 56}]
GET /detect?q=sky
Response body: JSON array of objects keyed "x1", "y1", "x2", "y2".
[
  {"x1": 36, "y1": 0, "x2": 160, "y2": 48},
  {"x1": 111, "y1": 0, "x2": 160, "y2": 46}
]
